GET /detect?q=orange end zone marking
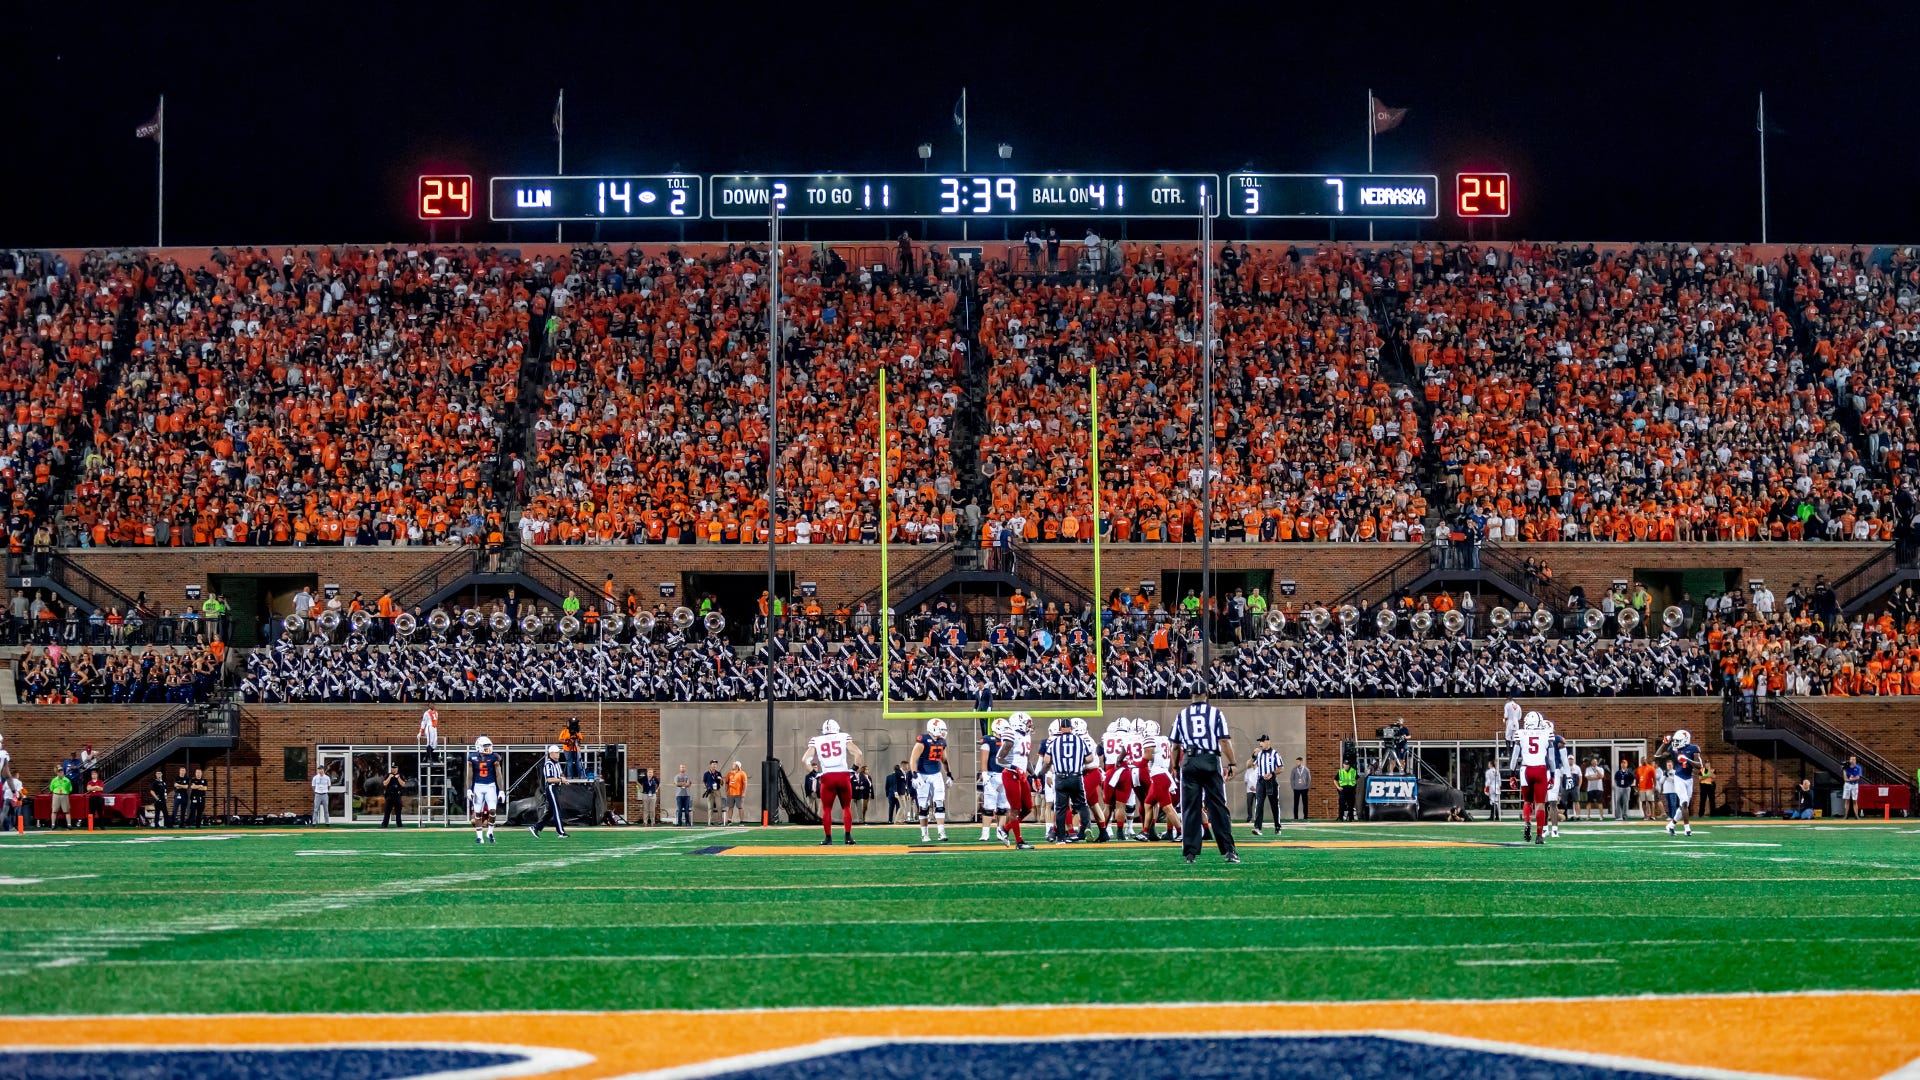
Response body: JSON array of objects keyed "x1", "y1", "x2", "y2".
[{"x1": 1, "y1": 993, "x2": 1916, "y2": 1080}]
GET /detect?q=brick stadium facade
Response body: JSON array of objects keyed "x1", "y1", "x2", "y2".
[
  {"x1": 2, "y1": 697, "x2": 1904, "y2": 820},
  {"x1": 57, "y1": 541, "x2": 1886, "y2": 622}
]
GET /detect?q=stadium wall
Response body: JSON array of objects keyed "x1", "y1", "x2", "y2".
[
  {"x1": 58, "y1": 542, "x2": 1885, "y2": 619},
  {"x1": 3, "y1": 698, "x2": 1906, "y2": 820}
]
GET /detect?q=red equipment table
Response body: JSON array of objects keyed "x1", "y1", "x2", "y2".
[
  {"x1": 1858, "y1": 784, "x2": 1911, "y2": 816},
  {"x1": 28, "y1": 792, "x2": 143, "y2": 825}
]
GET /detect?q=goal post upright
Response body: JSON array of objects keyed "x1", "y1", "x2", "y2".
[{"x1": 877, "y1": 365, "x2": 1103, "y2": 723}]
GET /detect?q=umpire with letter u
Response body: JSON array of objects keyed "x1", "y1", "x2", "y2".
[{"x1": 1172, "y1": 698, "x2": 1239, "y2": 863}]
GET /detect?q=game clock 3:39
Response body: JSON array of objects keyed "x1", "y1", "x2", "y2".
[{"x1": 707, "y1": 173, "x2": 1220, "y2": 219}]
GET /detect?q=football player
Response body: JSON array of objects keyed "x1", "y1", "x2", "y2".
[
  {"x1": 979, "y1": 718, "x2": 1009, "y2": 843},
  {"x1": 1667, "y1": 728, "x2": 1702, "y2": 837},
  {"x1": 801, "y1": 718, "x2": 862, "y2": 846},
  {"x1": 993, "y1": 712, "x2": 1037, "y2": 849},
  {"x1": 1139, "y1": 718, "x2": 1180, "y2": 843},
  {"x1": 1501, "y1": 700, "x2": 1523, "y2": 745},
  {"x1": 1073, "y1": 717, "x2": 1109, "y2": 842},
  {"x1": 909, "y1": 718, "x2": 951, "y2": 843},
  {"x1": 1509, "y1": 711, "x2": 1557, "y2": 845},
  {"x1": 1101, "y1": 717, "x2": 1137, "y2": 841},
  {"x1": 468, "y1": 735, "x2": 501, "y2": 844}
]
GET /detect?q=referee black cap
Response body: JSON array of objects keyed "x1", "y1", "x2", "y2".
[{"x1": 1257, "y1": 734, "x2": 1270, "y2": 743}]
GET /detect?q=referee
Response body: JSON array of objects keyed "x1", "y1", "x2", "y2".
[
  {"x1": 529, "y1": 744, "x2": 570, "y2": 838},
  {"x1": 1038, "y1": 720, "x2": 1094, "y2": 844},
  {"x1": 1250, "y1": 735, "x2": 1281, "y2": 835},
  {"x1": 1171, "y1": 698, "x2": 1239, "y2": 864}
]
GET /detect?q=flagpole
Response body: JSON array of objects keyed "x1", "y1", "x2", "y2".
[
  {"x1": 960, "y1": 87, "x2": 968, "y2": 242},
  {"x1": 1758, "y1": 91, "x2": 1768, "y2": 245},
  {"x1": 1366, "y1": 88, "x2": 1374, "y2": 242},
  {"x1": 555, "y1": 89, "x2": 564, "y2": 245},
  {"x1": 157, "y1": 95, "x2": 165, "y2": 248}
]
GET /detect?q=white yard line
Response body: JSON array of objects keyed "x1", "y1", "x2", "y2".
[
  {"x1": 0, "y1": 831, "x2": 730, "y2": 978},
  {"x1": 68, "y1": 935, "x2": 1920, "y2": 969}
]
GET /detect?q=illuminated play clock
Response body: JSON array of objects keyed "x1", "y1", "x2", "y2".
[
  {"x1": 1455, "y1": 172, "x2": 1512, "y2": 218},
  {"x1": 416, "y1": 175, "x2": 475, "y2": 221}
]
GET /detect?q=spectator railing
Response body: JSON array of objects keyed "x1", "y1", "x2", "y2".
[
  {"x1": 1725, "y1": 694, "x2": 1909, "y2": 787},
  {"x1": 97, "y1": 689, "x2": 241, "y2": 793},
  {"x1": 853, "y1": 542, "x2": 958, "y2": 614},
  {"x1": 388, "y1": 546, "x2": 487, "y2": 613},
  {"x1": 1008, "y1": 543, "x2": 1094, "y2": 615},
  {"x1": 1331, "y1": 543, "x2": 1434, "y2": 610},
  {"x1": 1831, "y1": 544, "x2": 1903, "y2": 611},
  {"x1": 1479, "y1": 542, "x2": 1573, "y2": 611},
  {"x1": 516, "y1": 544, "x2": 605, "y2": 607},
  {"x1": 6, "y1": 550, "x2": 140, "y2": 617}
]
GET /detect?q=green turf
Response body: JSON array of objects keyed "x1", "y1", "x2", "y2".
[{"x1": 0, "y1": 821, "x2": 1915, "y2": 1015}]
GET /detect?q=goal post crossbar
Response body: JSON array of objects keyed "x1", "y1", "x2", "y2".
[{"x1": 878, "y1": 367, "x2": 1104, "y2": 722}]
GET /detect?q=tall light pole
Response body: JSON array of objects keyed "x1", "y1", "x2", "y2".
[
  {"x1": 1198, "y1": 186, "x2": 1214, "y2": 689},
  {"x1": 762, "y1": 200, "x2": 782, "y2": 825}
]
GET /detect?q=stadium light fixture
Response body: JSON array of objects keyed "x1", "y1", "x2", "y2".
[{"x1": 997, "y1": 143, "x2": 1012, "y2": 160}]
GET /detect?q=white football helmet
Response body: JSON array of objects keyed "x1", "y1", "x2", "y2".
[
  {"x1": 1672, "y1": 728, "x2": 1693, "y2": 749},
  {"x1": 1503, "y1": 700, "x2": 1522, "y2": 725},
  {"x1": 1008, "y1": 710, "x2": 1032, "y2": 734},
  {"x1": 1522, "y1": 710, "x2": 1546, "y2": 730},
  {"x1": 926, "y1": 718, "x2": 947, "y2": 738},
  {"x1": 1140, "y1": 719, "x2": 1160, "y2": 739},
  {"x1": 1109, "y1": 717, "x2": 1134, "y2": 735},
  {"x1": 473, "y1": 735, "x2": 492, "y2": 752},
  {"x1": 821, "y1": 718, "x2": 841, "y2": 736},
  {"x1": 989, "y1": 717, "x2": 1009, "y2": 738},
  {"x1": 1070, "y1": 717, "x2": 1088, "y2": 736},
  {"x1": 546, "y1": 744, "x2": 563, "y2": 757},
  {"x1": 1050, "y1": 718, "x2": 1069, "y2": 736}
]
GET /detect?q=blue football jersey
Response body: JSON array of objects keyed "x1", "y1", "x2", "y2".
[
  {"x1": 916, "y1": 734, "x2": 948, "y2": 774},
  {"x1": 468, "y1": 751, "x2": 502, "y2": 786},
  {"x1": 1672, "y1": 744, "x2": 1701, "y2": 781}
]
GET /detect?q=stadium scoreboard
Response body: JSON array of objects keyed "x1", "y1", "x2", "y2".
[
  {"x1": 706, "y1": 173, "x2": 1219, "y2": 220},
  {"x1": 489, "y1": 175, "x2": 702, "y2": 221},
  {"x1": 463, "y1": 170, "x2": 1511, "y2": 222},
  {"x1": 1227, "y1": 173, "x2": 1440, "y2": 219}
]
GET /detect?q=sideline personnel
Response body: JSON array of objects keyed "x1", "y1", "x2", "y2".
[{"x1": 1171, "y1": 698, "x2": 1238, "y2": 864}]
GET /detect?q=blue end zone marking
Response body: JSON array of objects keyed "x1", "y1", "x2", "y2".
[
  {"x1": 0, "y1": 1047, "x2": 524, "y2": 1080},
  {"x1": 703, "y1": 1035, "x2": 1698, "y2": 1080},
  {"x1": 689, "y1": 846, "x2": 733, "y2": 855}
]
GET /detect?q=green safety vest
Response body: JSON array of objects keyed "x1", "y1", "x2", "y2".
[
  {"x1": 201, "y1": 598, "x2": 221, "y2": 617},
  {"x1": 1248, "y1": 595, "x2": 1268, "y2": 616},
  {"x1": 562, "y1": 595, "x2": 581, "y2": 615},
  {"x1": 1182, "y1": 597, "x2": 1200, "y2": 616},
  {"x1": 49, "y1": 777, "x2": 72, "y2": 795},
  {"x1": 1336, "y1": 767, "x2": 1357, "y2": 789}
]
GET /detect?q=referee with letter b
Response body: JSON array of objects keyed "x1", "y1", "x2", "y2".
[{"x1": 1172, "y1": 699, "x2": 1239, "y2": 864}]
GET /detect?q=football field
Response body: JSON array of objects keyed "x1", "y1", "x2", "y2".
[{"x1": 1, "y1": 820, "x2": 1916, "y2": 1078}]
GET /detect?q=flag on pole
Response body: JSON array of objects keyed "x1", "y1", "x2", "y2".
[
  {"x1": 552, "y1": 90, "x2": 564, "y2": 141},
  {"x1": 952, "y1": 89, "x2": 965, "y2": 132},
  {"x1": 1370, "y1": 96, "x2": 1408, "y2": 135},
  {"x1": 135, "y1": 101, "x2": 163, "y2": 141}
]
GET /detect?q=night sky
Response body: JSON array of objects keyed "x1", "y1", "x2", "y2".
[{"x1": 6, "y1": 4, "x2": 1917, "y2": 248}]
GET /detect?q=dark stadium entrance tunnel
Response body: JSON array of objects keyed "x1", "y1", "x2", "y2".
[
  {"x1": 212, "y1": 573, "x2": 318, "y2": 648},
  {"x1": 1157, "y1": 569, "x2": 1273, "y2": 639},
  {"x1": 687, "y1": 571, "x2": 794, "y2": 645}
]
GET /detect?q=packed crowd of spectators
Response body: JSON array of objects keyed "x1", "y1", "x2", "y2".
[
  {"x1": 14, "y1": 642, "x2": 225, "y2": 704},
  {"x1": 1718, "y1": 580, "x2": 1920, "y2": 699},
  {"x1": 513, "y1": 243, "x2": 961, "y2": 547},
  {"x1": 11, "y1": 241, "x2": 1920, "y2": 550}
]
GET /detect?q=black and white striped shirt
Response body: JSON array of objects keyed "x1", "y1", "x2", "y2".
[
  {"x1": 1043, "y1": 732, "x2": 1091, "y2": 774},
  {"x1": 1257, "y1": 747, "x2": 1282, "y2": 779},
  {"x1": 541, "y1": 758, "x2": 566, "y2": 784},
  {"x1": 1171, "y1": 701, "x2": 1230, "y2": 753}
]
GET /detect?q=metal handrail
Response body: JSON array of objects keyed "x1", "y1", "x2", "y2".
[
  {"x1": 1729, "y1": 696, "x2": 1908, "y2": 786},
  {"x1": 389, "y1": 547, "x2": 483, "y2": 611},
  {"x1": 1332, "y1": 543, "x2": 1433, "y2": 608},
  {"x1": 1831, "y1": 544, "x2": 1899, "y2": 609}
]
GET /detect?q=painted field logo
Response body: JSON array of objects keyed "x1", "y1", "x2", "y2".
[
  {"x1": 0, "y1": 1044, "x2": 588, "y2": 1080},
  {"x1": 1364, "y1": 776, "x2": 1418, "y2": 803},
  {"x1": 661, "y1": 1034, "x2": 1760, "y2": 1080}
]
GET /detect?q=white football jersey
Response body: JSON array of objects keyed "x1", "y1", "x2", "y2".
[
  {"x1": 1127, "y1": 733, "x2": 1146, "y2": 768},
  {"x1": 1149, "y1": 736, "x2": 1174, "y2": 777},
  {"x1": 1101, "y1": 729, "x2": 1130, "y2": 766},
  {"x1": 1004, "y1": 732, "x2": 1032, "y2": 772},
  {"x1": 810, "y1": 733, "x2": 852, "y2": 774},
  {"x1": 1514, "y1": 727, "x2": 1557, "y2": 768}
]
